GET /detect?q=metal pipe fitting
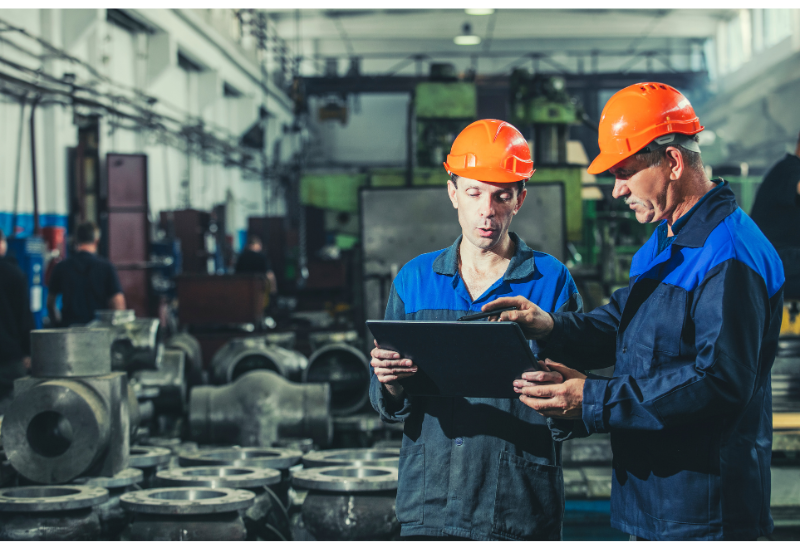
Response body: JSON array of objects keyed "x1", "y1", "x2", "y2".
[
  {"x1": 156, "y1": 466, "x2": 289, "y2": 540},
  {"x1": 210, "y1": 338, "x2": 308, "y2": 384},
  {"x1": 333, "y1": 413, "x2": 395, "y2": 448},
  {"x1": 165, "y1": 333, "x2": 205, "y2": 387},
  {"x1": 89, "y1": 311, "x2": 161, "y2": 372},
  {"x1": 31, "y1": 328, "x2": 113, "y2": 377},
  {"x1": 302, "y1": 448, "x2": 400, "y2": 469},
  {"x1": 120, "y1": 487, "x2": 255, "y2": 541},
  {"x1": 304, "y1": 344, "x2": 371, "y2": 416},
  {"x1": 133, "y1": 350, "x2": 187, "y2": 415},
  {"x1": 129, "y1": 446, "x2": 171, "y2": 489},
  {"x1": 0, "y1": 485, "x2": 109, "y2": 541},
  {"x1": 189, "y1": 370, "x2": 333, "y2": 448},
  {"x1": 74, "y1": 468, "x2": 143, "y2": 540},
  {"x1": 292, "y1": 466, "x2": 400, "y2": 541},
  {"x1": 308, "y1": 330, "x2": 359, "y2": 352}
]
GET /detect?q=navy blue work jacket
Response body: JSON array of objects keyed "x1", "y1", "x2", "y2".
[
  {"x1": 544, "y1": 184, "x2": 784, "y2": 540},
  {"x1": 369, "y1": 233, "x2": 582, "y2": 541}
]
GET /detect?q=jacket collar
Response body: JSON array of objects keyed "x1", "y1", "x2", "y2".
[
  {"x1": 432, "y1": 231, "x2": 536, "y2": 281},
  {"x1": 669, "y1": 180, "x2": 738, "y2": 248}
]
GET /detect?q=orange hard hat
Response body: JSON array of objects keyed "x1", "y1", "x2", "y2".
[
  {"x1": 444, "y1": 119, "x2": 534, "y2": 183},
  {"x1": 587, "y1": 82, "x2": 704, "y2": 175}
]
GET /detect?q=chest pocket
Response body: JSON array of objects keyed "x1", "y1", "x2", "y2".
[{"x1": 625, "y1": 283, "x2": 687, "y2": 378}]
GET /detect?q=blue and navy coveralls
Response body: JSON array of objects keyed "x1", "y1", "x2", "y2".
[
  {"x1": 545, "y1": 182, "x2": 784, "y2": 540},
  {"x1": 370, "y1": 233, "x2": 582, "y2": 540}
]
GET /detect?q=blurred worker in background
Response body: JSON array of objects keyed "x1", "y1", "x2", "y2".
[
  {"x1": 369, "y1": 119, "x2": 583, "y2": 540},
  {"x1": 0, "y1": 229, "x2": 34, "y2": 414},
  {"x1": 485, "y1": 83, "x2": 783, "y2": 540},
  {"x1": 235, "y1": 234, "x2": 278, "y2": 296},
  {"x1": 46, "y1": 221, "x2": 126, "y2": 327},
  {"x1": 750, "y1": 131, "x2": 800, "y2": 299}
]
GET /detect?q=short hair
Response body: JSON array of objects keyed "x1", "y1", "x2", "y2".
[
  {"x1": 246, "y1": 235, "x2": 262, "y2": 247},
  {"x1": 634, "y1": 135, "x2": 704, "y2": 172},
  {"x1": 76, "y1": 221, "x2": 100, "y2": 245},
  {"x1": 450, "y1": 174, "x2": 526, "y2": 194}
]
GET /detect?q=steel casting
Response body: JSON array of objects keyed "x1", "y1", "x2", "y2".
[
  {"x1": 89, "y1": 310, "x2": 161, "y2": 372},
  {"x1": 0, "y1": 485, "x2": 109, "y2": 541},
  {"x1": 121, "y1": 487, "x2": 255, "y2": 541},
  {"x1": 210, "y1": 338, "x2": 308, "y2": 384},
  {"x1": 189, "y1": 370, "x2": 332, "y2": 448},
  {"x1": 304, "y1": 344, "x2": 371, "y2": 416},
  {"x1": 74, "y1": 468, "x2": 143, "y2": 540}
]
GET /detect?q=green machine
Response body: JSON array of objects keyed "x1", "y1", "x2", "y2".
[
  {"x1": 414, "y1": 80, "x2": 477, "y2": 169},
  {"x1": 510, "y1": 70, "x2": 585, "y2": 242}
]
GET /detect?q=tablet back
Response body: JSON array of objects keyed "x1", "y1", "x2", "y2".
[{"x1": 366, "y1": 320, "x2": 540, "y2": 398}]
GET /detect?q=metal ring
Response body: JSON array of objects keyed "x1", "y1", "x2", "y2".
[
  {"x1": 0, "y1": 485, "x2": 109, "y2": 512},
  {"x1": 129, "y1": 446, "x2": 172, "y2": 468},
  {"x1": 178, "y1": 447, "x2": 303, "y2": 470},
  {"x1": 74, "y1": 468, "x2": 144, "y2": 489},
  {"x1": 291, "y1": 466, "x2": 398, "y2": 492},
  {"x1": 156, "y1": 466, "x2": 281, "y2": 489},
  {"x1": 120, "y1": 487, "x2": 255, "y2": 515},
  {"x1": 302, "y1": 448, "x2": 400, "y2": 469}
]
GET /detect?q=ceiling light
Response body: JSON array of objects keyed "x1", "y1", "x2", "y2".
[
  {"x1": 465, "y1": 9, "x2": 494, "y2": 16},
  {"x1": 454, "y1": 23, "x2": 481, "y2": 46}
]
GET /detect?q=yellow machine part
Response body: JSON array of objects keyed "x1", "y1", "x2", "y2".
[{"x1": 780, "y1": 300, "x2": 800, "y2": 336}]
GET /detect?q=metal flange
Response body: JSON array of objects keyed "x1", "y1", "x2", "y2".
[
  {"x1": 156, "y1": 466, "x2": 281, "y2": 489},
  {"x1": 30, "y1": 328, "x2": 113, "y2": 377},
  {"x1": 303, "y1": 448, "x2": 400, "y2": 469},
  {"x1": 120, "y1": 487, "x2": 255, "y2": 515},
  {"x1": 74, "y1": 468, "x2": 144, "y2": 489},
  {"x1": 0, "y1": 485, "x2": 109, "y2": 512},
  {"x1": 292, "y1": 466, "x2": 398, "y2": 492},
  {"x1": 178, "y1": 447, "x2": 303, "y2": 470},
  {"x1": 129, "y1": 446, "x2": 171, "y2": 468}
]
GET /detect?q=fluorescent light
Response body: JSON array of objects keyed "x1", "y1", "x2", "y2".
[
  {"x1": 465, "y1": 9, "x2": 494, "y2": 16},
  {"x1": 454, "y1": 35, "x2": 481, "y2": 46}
]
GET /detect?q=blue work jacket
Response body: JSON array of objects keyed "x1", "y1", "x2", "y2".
[
  {"x1": 545, "y1": 184, "x2": 784, "y2": 540},
  {"x1": 369, "y1": 233, "x2": 582, "y2": 540}
]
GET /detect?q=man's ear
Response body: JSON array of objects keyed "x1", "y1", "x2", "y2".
[
  {"x1": 514, "y1": 187, "x2": 527, "y2": 214},
  {"x1": 447, "y1": 179, "x2": 459, "y2": 209},
  {"x1": 665, "y1": 147, "x2": 684, "y2": 181}
]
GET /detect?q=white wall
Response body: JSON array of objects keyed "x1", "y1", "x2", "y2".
[{"x1": 0, "y1": 8, "x2": 297, "y2": 248}]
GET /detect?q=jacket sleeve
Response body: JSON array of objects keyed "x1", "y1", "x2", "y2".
[
  {"x1": 369, "y1": 281, "x2": 415, "y2": 423},
  {"x1": 581, "y1": 259, "x2": 777, "y2": 434},
  {"x1": 537, "y1": 284, "x2": 629, "y2": 370}
]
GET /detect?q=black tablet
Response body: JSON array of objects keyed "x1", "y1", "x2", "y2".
[{"x1": 366, "y1": 320, "x2": 542, "y2": 398}]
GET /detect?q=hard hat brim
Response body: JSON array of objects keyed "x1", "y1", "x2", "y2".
[
  {"x1": 587, "y1": 152, "x2": 625, "y2": 175},
  {"x1": 444, "y1": 162, "x2": 533, "y2": 183}
]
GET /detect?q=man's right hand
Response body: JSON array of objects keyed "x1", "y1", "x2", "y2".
[
  {"x1": 481, "y1": 296, "x2": 555, "y2": 340},
  {"x1": 370, "y1": 339, "x2": 417, "y2": 399}
]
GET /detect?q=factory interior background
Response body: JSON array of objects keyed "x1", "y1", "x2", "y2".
[{"x1": 0, "y1": 6, "x2": 798, "y2": 541}]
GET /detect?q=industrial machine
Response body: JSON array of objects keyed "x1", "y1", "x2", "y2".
[{"x1": 6, "y1": 236, "x2": 45, "y2": 329}]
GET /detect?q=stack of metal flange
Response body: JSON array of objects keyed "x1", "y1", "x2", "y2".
[
  {"x1": 120, "y1": 486, "x2": 255, "y2": 541},
  {"x1": 334, "y1": 413, "x2": 403, "y2": 448},
  {"x1": 74, "y1": 468, "x2": 143, "y2": 540},
  {"x1": 189, "y1": 370, "x2": 333, "y2": 448},
  {"x1": 177, "y1": 446, "x2": 303, "y2": 509},
  {"x1": 770, "y1": 429, "x2": 800, "y2": 540},
  {"x1": 561, "y1": 433, "x2": 613, "y2": 500},
  {"x1": 129, "y1": 446, "x2": 172, "y2": 489},
  {"x1": 0, "y1": 485, "x2": 109, "y2": 540},
  {"x1": 1, "y1": 328, "x2": 132, "y2": 484},
  {"x1": 156, "y1": 465, "x2": 290, "y2": 540}
]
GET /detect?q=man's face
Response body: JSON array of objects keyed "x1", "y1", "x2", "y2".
[
  {"x1": 608, "y1": 154, "x2": 672, "y2": 224},
  {"x1": 447, "y1": 177, "x2": 526, "y2": 251}
]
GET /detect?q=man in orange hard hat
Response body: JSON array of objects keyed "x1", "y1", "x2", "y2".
[
  {"x1": 485, "y1": 83, "x2": 784, "y2": 540},
  {"x1": 369, "y1": 119, "x2": 583, "y2": 540}
]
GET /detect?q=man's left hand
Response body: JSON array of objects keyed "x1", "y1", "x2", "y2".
[{"x1": 514, "y1": 358, "x2": 586, "y2": 419}]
